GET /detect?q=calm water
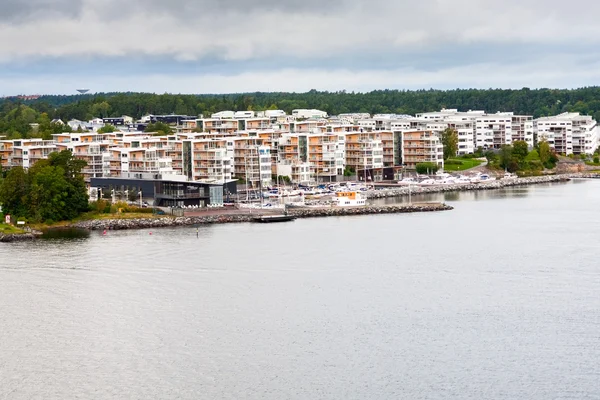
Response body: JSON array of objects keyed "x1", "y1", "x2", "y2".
[{"x1": 1, "y1": 180, "x2": 600, "y2": 399}]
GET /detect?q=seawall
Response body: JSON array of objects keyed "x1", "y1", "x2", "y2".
[
  {"x1": 73, "y1": 203, "x2": 453, "y2": 231},
  {"x1": 368, "y1": 174, "x2": 573, "y2": 199}
]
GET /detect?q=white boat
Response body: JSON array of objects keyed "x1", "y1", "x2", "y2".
[
  {"x1": 479, "y1": 173, "x2": 496, "y2": 182},
  {"x1": 397, "y1": 177, "x2": 418, "y2": 185},
  {"x1": 502, "y1": 172, "x2": 518, "y2": 180},
  {"x1": 335, "y1": 191, "x2": 367, "y2": 207},
  {"x1": 417, "y1": 178, "x2": 437, "y2": 186},
  {"x1": 455, "y1": 175, "x2": 472, "y2": 185}
]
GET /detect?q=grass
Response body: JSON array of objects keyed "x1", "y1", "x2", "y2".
[
  {"x1": 77, "y1": 212, "x2": 169, "y2": 221},
  {"x1": 0, "y1": 223, "x2": 25, "y2": 235},
  {"x1": 443, "y1": 158, "x2": 483, "y2": 172}
]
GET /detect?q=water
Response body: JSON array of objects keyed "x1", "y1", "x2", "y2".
[{"x1": 1, "y1": 180, "x2": 600, "y2": 399}]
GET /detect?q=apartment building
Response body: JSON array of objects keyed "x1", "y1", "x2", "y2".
[
  {"x1": 401, "y1": 131, "x2": 444, "y2": 170},
  {"x1": 535, "y1": 112, "x2": 599, "y2": 155},
  {"x1": 475, "y1": 115, "x2": 512, "y2": 149},
  {"x1": 292, "y1": 109, "x2": 328, "y2": 119},
  {"x1": 509, "y1": 114, "x2": 534, "y2": 147},
  {"x1": 0, "y1": 139, "x2": 57, "y2": 169},
  {"x1": 445, "y1": 118, "x2": 475, "y2": 155},
  {"x1": 345, "y1": 132, "x2": 384, "y2": 176},
  {"x1": 181, "y1": 138, "x2": 231, "y2": 182},
  {"x1": 228, "y1": 138, "x2": 272, "y2": 188}
]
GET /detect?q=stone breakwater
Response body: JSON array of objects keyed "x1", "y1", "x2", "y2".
[
  {"x1": 367, "y1": 174, "x2": 573, "y2": 199},
  {"x1": 0, "y1": 231, "x2": 42, "y2": 242},
  {"x1": 73, "y1": 203, "x2": 452, "y2": 231}
]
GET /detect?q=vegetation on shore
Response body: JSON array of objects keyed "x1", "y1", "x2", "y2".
[
  {"x1": 4, "y1": 88, "x2": 600, "y2": 138},
  {"x1": 0, "y1": 223, "x2": 25, "y2": 235},
  {"x1": 443, "y1": 157, "x2": 483, "y2": 172},
  {"x1": 484, "y1": 140, "x2": 559, "y2": 175},
  {"x1": 0, "y1": 151, "x2": 89, "y2": 224}
]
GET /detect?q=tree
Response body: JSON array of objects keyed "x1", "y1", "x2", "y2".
[
  {"x1": 499, "y1": 145, "x2": 518, "y2": 172},
  {"x1": 539, "y1": 141, "x2": 552, "y2": 168},
  {"x1": 0, "y1": 167, "x2": 28, "y2": 218},
  {"x1": 441, "y1": 128, "x2": 458, "y2": 160},
  {"x1": 512, "y1": 140, "x2": 529, "y2": 162},
  {"x1": 91, "y1": 101, "x2": 111, "y2": 118},
  {"x1": 415, "y1": 162, "x2": 439, "y2": 174},
  {"x1": 144, "y1": 122, "x2": 173, "y2": 135},
  {"x1": 0, "y1": 151, "x2": 89, "y2": 223},
  {"x1": 98, "y1": 124, "x2": 117, "y2": 133}
]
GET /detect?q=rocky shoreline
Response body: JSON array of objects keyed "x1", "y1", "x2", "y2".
[
  {"x1": 2, "y1": 173, "x2": 596, "y2": 241},
  {"x1": 72, "y1": 203, "x2": 453, "y2": 231},
  {"x1": 367, "y1": 174, "x2": 574, "y2": 199},
  {"x1": 0, "y1": 231, "x2": 43, "y2": 243}
]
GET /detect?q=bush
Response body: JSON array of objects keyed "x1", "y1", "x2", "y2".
[
  {"x1": 594, "y1": 156, "x2": 599, "y2": 164},
  {"x1": 444, "y1": 160, "x2": 463, "y2": 166},
  {"x1": 415, "y1": 162, "x2": 439, "y2": 174}
]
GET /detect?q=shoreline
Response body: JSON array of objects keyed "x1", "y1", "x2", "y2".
[
  {"x1": 366, "y1": 174, "x2": 575, "y2": 199},
  {"x1": 1, "y1": 172, "x2": 596, "y2": 241},
  {"x1": 72, "y1": 203, "x2": 453, "y2": 231}
]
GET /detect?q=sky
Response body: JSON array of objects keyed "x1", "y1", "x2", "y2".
[{"x1": 2, "y1": 0, "x2": 600, "y2": 95}]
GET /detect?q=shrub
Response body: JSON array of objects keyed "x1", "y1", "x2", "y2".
[
  {"x1": 444, "y1": 160, "x2": 463, "y2": 166},
  {"x1": 415, "y1": 162, "x2": 439, "y2": 174},
  {"x1": 594, "y1": 156, "x2": 599, "y2": 164}
]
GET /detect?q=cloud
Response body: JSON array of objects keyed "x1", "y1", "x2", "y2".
[
  {"x1": 1, "y1": 0, "x2": 600, "y2": 63},
  {"x1": 0, "y1": 0, "x2": 83, "y2": 21},
  {"x1": 2, "y1": 56, "x2": 600, "y2": 96},
  {"x1": 1, "y1": 0, "x2": 600, "y2": 93}
]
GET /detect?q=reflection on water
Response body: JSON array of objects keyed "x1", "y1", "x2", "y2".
[
  {"x1": 41, "y1": 227, "x2": 90, "y2": 240},
  {"x1": 369, "y1": 182, "x2": 572, "y2": 205}
]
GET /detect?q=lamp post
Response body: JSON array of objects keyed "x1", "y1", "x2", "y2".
[
  {"x1": 139, "y1": 190, "x2": 143, "y2": 208},
  {"x1": 98, "y1": 188, "x2": 103, "y2": 201}
]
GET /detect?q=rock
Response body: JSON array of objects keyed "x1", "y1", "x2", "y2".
[
  {"x1": 0, "y1": 232, "x2": 42, "y2": 242},
  {"x1": 365, "y1": 174, "x2": 573, "y2": 199},
  {"x1": 71, "y1": 204, "x2": 453, "y2": 232}
]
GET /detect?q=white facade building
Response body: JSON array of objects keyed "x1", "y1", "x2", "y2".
[
  {"x1": 535, "y1": 112, "x2": 599, "y2": 155},
  {"x1": 475, "y1": 115, "x2": 512, "y2": 149},
  {"x1": 292, "y1": 109, "x2": 328, "y2": 119}
]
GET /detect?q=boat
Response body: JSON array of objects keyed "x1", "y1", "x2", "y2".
[
  {"x1": 417, "y1": 178, "x2": 437, "y2": 186},
  {"x1": 502, "y1": 171, "x2": 518, "y2": 180},
  {"x1": 335, "y1": 191, "x2": 367, "y2": 207},
  {"x1": 253, "y1": 215, "x2": 296, "y2": 223},
  {"x1": 455, "y1": 175, "x2": 472, "y2": 185},
  {"x1": 479, "y1": 173, "x2": 496, "y2": 182},
  {"x1": 397, "y1": 177, "x2": 417, "y2": 185}
]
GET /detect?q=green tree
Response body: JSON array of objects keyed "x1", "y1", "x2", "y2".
[
  {"x1": 91, "y1": 101, "x2": 111, "y2": 118},
  {"x1": 0, "y1": 167, "x2": 29, "y2": 218},
  {"x1": 416, "y1": 162, "x2": 439, "y2": 174},
  {"x1": 98, "y1": 124, "x2": 117, "y2": 133},
  {"x1": 0, "y1": 151, "x2": 89, "y2": 223},
  {"x1": 441, "y1": 128, "x2": 458, "y2": 160},
  {"x1": 144, "y1": 122, "x2": 173, "y2": 135},
  {"x1": 499, "y1": 145, "x2": 518, "y2": 172},
  {"x1": 539, "y1": 141, "x2": 552, "y2": 167},
  {"x1": 512, "y1": 140, "x2": 529, "y2": 162}
]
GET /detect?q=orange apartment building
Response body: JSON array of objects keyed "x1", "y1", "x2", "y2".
[{"x1": 401, "y1": 130, "x2": 444, "y2": 169}]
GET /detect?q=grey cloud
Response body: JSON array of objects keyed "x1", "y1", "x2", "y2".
[
  {"x1": 0, "y1": 0, "x2": 83, "y2": 21},
  {"x1": 2, "y1": 0, "x2": 600, "y2": 66}
]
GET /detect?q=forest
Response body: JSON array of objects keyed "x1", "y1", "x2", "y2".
[{"x1": 3, "y1": 87, "x2": 600, "y2": 139}]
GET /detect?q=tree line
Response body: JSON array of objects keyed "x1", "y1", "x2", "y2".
[
  {"x1": 3, "y1": 87, "x2": 600, "y2": 139},
  {"x1": 0, "y1": 151, "x2": 89, "y2": 223}
]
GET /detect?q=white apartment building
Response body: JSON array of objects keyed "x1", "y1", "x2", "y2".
[
  {"x1": 445, "y1": 118, "x2": 475, "y2": 155},
  {"x1": 292, "y1": 109, "x2": 328, "y2": 119},
  {"x1": 535, "y1": 112, "x2": 599, "y2": 155},
  {"x1": 475, "y1": 115, "x2": 512, "y2": 149}
]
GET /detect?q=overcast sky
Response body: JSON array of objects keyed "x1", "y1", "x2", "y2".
[{"x1": 2, "y1": 0, "x2": 600, "y2": 95}]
